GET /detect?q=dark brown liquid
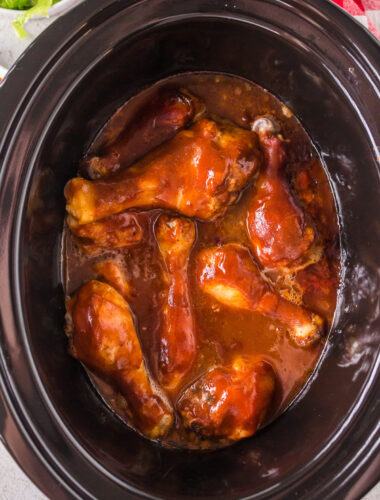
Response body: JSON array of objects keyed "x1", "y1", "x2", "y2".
[{"x1": 63, "y1": 73, "x2": 340, "y2": 449}]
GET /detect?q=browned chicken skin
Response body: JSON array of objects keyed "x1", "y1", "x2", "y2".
[
  {"x1": 155, "y1": 215, "x2": 197, "y2": 391},
  {"x1": 68, "y1": 211, "x2": 142, "y2": 253},
  {"x1": 65, "y1": 118, "x2": 261, "y2": 225},
  {"x1": 178, "y1": 356, "x2": 275, "y2": 441},
  {"x1": 247, "y1": 127, "x2": 316, "y2": 269},
  {"x1": 196, "y1": 243, "x2": 324, "y2": 345},
  {"x1": 295, "y1": 258, "x2": 339, "y2": 321},
  {"x1": 68, "y1": 280, "x2": 173, "y2": 438},
  {"x1": 81, "y1": 89, "x2": 204, "y2": 179},
  {"x1": 63, "y1": 76, "x2": 339, "y2": 449},
  {"x1": 93, "y1": 260, "x2": 132, "y2": 300}
]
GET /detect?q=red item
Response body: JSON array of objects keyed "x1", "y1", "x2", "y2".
[{"x1": 330, "y1": 0, "x2": 380, "y2": 37}]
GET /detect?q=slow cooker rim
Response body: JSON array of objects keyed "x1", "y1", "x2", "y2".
[{"x1": 0, "y1": 0, "x2": 379, "y2": 498}]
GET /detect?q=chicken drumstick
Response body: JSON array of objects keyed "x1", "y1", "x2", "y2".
[
  {"x1": 247, "y1": 118, "x2": 316, "y2": 269},
  {"x1": 68, "y1": 280, "x2": 173, "y2": 438},
  {"x1": 178, "y1": 356, "x2": 275, "y2": 441},
  {"x1": 155, "y1": 215, "x2": 197, "y2": 391},
  {"x1": 68, "y1": 211, "x2": 142, "y2": 253},
  {"x1": 65, "y1": 118, "x2": 261, "y2": 225},
  {"x1": 196, "y1": 243, "x2": 324, "y2": 345},
  {"x1": 81, "y1": 89, "x2": 203, "y2": 179}
]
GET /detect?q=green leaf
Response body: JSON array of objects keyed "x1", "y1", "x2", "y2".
[
  {"x1": 0, "y1": 0, "x2": 35, "y2": 9},
  {"x1": 0, "y1": 0, "x2": 60, "y2": 9},
  {"x1": 11, "y1": 0, "x2": 54, "y2": 38}
]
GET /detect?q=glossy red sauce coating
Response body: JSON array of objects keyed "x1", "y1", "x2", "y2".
[
  {"x1": 178, "y1": 357, "x2": 275, "y2": 441},
  {"x1": 80, "y1": 89, "x2": 203, "y2": 179},
  {"x1": 196, "y1": 243, "x2": 324, "y2": 345},
  {"x1": 65, "y1": 118, "x2": 261, "y2": 224},
  {"x1": 154, "y1": 215, "x2": 197, "y2": 391},
  {"x1": 247, "y1": 133, "x2": 316, "y2": 268},
  {"x1": 63, "y1": 73, "x2": 340, "y2": 449},
  {"x1": 68, "y1": 211, "x2": 143, "y2": 253},
  {"x1": 67, "y1": 280, "x2": 173, "y2": 438}
]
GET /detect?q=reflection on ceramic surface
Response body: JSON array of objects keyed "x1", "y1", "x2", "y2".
[{"x1": 0, "y1": 0, "x2": 378, "y2": 498}]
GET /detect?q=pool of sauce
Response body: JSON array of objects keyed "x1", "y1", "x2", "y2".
[{"x1": 63, "y1": 73, "x2": 340, "y2": 449}]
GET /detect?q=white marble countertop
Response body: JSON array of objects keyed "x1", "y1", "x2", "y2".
[
  {"x1": 0, "y1": 444, "x2": 45, "y2": 499},
  {"x1": 0, "y1": 3, "x2": 379, "y2": 499}
]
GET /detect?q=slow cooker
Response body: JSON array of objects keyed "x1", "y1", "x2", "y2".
[{"x1": 0, "y1": 0, "x2": 379, "y2": 498}]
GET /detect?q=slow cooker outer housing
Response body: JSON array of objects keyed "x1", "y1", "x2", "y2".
[{"x1": 0, "y1": 0, "x2": 379, "y2": 499}]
